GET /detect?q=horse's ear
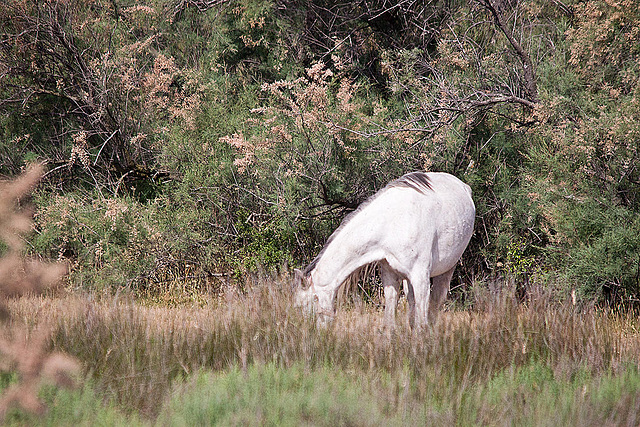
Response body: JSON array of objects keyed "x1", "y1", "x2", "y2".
[{"x1": 294, "y1": 269, "x2": 304, "y2": 288}]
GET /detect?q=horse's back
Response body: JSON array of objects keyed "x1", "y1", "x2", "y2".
[{"x1": 372, "y1": 172, "x2": 475, "y2": 275}]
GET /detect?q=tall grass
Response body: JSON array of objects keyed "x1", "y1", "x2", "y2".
[{"x1": 7, "y1": 274, "x2": 640, "y2": 423}]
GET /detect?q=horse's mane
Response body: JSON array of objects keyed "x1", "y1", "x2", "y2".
[{"x1": 303, "y1": 172, "x2": 432, "y2": 276}]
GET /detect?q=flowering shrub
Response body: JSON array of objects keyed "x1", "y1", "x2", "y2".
[
  {"x1": 217, "y1": 59, "x2": 449, "y2": 268},
  {"x1": 33, "y1": 193, "x2": 164, "y2": 289},
  {"x1": 0, "y1": 0, "x2": 204, "y2": 191},
  {"x1": 566, "y1": 0, "x2": 640, "y2": 93},
  {"x1": 222, "y1": 60, "x2": 430, "y2": 212}
]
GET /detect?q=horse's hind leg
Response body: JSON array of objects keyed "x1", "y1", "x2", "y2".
[
  {"x1": 405, "y1": 279, "x2": 415, "y2": 330},
  {"x1": 428, "y1": 267, "x2": 455, "y2": 325},
  {"x1": 408, "y1": 269, "x2": 431, "y2": 331}
]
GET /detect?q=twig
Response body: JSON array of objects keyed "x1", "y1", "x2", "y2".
[
  {"x1": 476, "y1": 0, "x2": 538, "y2": 104},
  {"x1": 94, "y1": 129, "x2": 119, "y2": 166}
]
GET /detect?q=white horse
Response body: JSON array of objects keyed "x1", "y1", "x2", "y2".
[{"x1": 294, "y1": 172, "x2": 475, "y2": 329}]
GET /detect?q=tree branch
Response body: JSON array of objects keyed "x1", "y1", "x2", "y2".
[{"x1": 476, "y1": 0, "x2": 538, "y2": 104}]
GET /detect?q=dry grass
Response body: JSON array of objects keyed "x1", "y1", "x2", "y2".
[{"x1": 5, "y1": 275, "x2": 640, "y2": 420}]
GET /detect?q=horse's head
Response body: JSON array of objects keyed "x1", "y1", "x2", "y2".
[
  {"x1": 293, "y1": 268, "x2": 314, "y2": 311},
  {"x1": 294, "y1": 269, "x2": 335, "y2": 327}
]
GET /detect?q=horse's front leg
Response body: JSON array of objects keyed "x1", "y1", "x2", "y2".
[{"x1": 381, "y1": 262, "x2": 402, "y2": 331}]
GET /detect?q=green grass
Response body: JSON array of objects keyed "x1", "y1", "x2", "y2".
[
  {"x1": 1, "y1": 383, "x2": 143, "y2": 427},
  {"x1": 159, "y1": 364, "x2": 406, "y2": 426},
  {"x1": 3, "y1": 362, "x2": 640, "y2": 426},
  {"x1": 464, "y1": 362, "x2": 640, "y2": 426}
]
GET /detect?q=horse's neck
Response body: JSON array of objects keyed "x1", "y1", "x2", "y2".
[{"x1": 311, "y1": 220, "x2": 380, "y2": 291}]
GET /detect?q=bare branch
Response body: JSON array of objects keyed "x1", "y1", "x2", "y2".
[{"x1": 475, "y1": 0, "x2": 538, "y2": 104}]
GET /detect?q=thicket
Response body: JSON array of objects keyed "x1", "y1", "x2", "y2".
[{"x1": 1, "y1": 0, "x2": 639, "y2": 304}]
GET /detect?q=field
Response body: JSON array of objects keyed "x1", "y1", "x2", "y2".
[
  {"x1": 2, "y1": 276, "x2": 640, "y2": 426},
  {"x1": 1, "y1": 1, "x2": 640, "y2": 424}
]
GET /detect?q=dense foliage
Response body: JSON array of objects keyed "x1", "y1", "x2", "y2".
[{"x1": 1, "y1": 0, "x2": 639, "y2": 304}]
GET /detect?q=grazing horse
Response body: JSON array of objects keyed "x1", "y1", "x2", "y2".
[{"x1": 294, "y1": 172, "x2": 475, "y2": 329}]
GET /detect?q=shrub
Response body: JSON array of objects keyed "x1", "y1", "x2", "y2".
[
  {"x1": 1, "y1": 0, "x2": 639, "y2": 303},
  {"x1": 32, "y1": 193, "x2": 159, "y2": 289}
]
